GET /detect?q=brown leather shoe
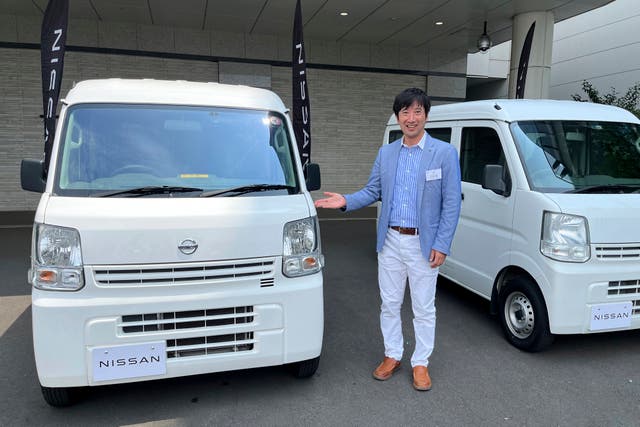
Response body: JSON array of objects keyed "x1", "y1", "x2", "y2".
[
  {"x1": 372, "y1": 357, "x2": 401, "y2": 381},
  {"x1": 412, "y1": 366, "x2": 432, "y2": 391}
]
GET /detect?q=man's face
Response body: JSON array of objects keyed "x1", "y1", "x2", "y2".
[{"x1": 397, "y1": 101, "x2": 427, "y2": 143}]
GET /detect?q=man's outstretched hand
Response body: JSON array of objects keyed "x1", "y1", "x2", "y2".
[{"x1": 314, "y1": 192, "x2": 347, "y2": 209}]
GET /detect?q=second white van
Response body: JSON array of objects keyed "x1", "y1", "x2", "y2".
[{"x1": 384, "y1": 99, "x2": 640, "y2": 351}]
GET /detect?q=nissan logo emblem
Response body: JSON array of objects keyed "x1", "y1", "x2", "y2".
[{"x1": 178, "y1": 239, "x2": 198, "y2": 255}]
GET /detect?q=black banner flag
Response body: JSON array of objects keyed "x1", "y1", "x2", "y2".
[
  {"x1": 292, "y1": 0, "x2": 310, "y2": 167},
  {"x1": 515, "y1": 22, "x2": 535, "y2": 99},
  {"x1": 41, "y1": 0, "x2": 69, "y2": 174}
]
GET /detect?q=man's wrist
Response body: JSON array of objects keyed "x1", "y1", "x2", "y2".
[{"x1": 341, "y1": 194, "x2": 349, "y2": 211}]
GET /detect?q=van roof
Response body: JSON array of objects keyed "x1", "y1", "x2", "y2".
[
  {"x1": 63, "y1": 79, "x2": 287, "y2": 112},
  {"x1": 386, "y1": 99, "x2": 640, "y2": 125}
]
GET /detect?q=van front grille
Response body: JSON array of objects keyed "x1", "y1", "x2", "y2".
[
  {"x1": 596, "y1": 245, "x2": 640, "y2": 260},
  {"x1": 166, "y1": 332, "x2": 255, "y2": 358},
  {"x1": 607, "y1": 281, "x2": 640, "y2": 317},
  {"x1": 94, "y1": 259, "x2": 275, "y2": 287},
  {"x1": 120, "y1": 306, "x2": 255, "y2": 333},
  {"x1": 608, "y1": 280, "x2": 640, "y2": 297}
]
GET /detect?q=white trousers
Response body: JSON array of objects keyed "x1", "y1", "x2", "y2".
[{"x1": 377, "y1": 228, "x2": 438, "y2": 367}]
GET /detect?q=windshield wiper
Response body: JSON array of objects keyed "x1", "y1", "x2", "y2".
[
  {"x1": 200, "y1": 184, "x2": 295, "y2": 198},
  {"x1": 95, "y1": 185, "x2": 203, "y2": 197},
  {"x1": 568, "y1": 184, "x2": 640, "y2": 194}
]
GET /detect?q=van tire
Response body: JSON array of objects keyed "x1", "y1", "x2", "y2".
[
  {"x1": 41, "y1": 386, "x2": 79, "y2": 407},
  {"x1": 289, "y1": 356, "x2": 320, "y2": 378},
  {"x1": 498, "y1": 276, "x2": 554, "y2": 352}
]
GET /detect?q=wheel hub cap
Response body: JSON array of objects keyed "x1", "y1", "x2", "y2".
[{"x1": 505, "y1": 291, "x2": 535, "y2": 339}]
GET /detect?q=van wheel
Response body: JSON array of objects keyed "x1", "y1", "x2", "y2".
[
  {"x1": 41, "y1": 386, "x2": 79, "y2": 407},
  {"x1": 289, "y1": 356, "x2": 320, "y2": 378},
  {"x1": 498, "y1": 277, "x2": 554, "y2": 352}
]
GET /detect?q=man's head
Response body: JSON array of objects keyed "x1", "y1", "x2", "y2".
[
  {"x1": 393, "y1": 88, "x2": 430, "y2": 145},
  {"x1": 393, "y1": 87, "x2": 431, "y2": 117}
]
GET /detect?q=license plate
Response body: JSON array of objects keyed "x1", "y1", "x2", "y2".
[
  {"x1": 91, "y1": 342, "x2": 166, "y2": 382},
  {"x1": 589, "y1": 302, "x2": 632, "y2": 331}
]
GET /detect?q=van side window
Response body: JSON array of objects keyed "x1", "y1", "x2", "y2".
[
  {"x1": 388, "y1": 130, "x2": 403, "y2": 143},
  {"x1": 460, "y1": 127, "x2": 508, "y2": 185},
  {"x1": 388, "y1": 128, "x2": 451, "y2": 144},
  {"x1": 427, "y1": 128, "x2": 452, "y2": 143}
]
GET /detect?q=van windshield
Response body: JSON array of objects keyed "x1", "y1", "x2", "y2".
[
  {"x1": 54, "y1": 104, "x2": 298, "y2": 197},
  {"x1": 511, "y1": 120, "x2": 640, "y2": 193}
]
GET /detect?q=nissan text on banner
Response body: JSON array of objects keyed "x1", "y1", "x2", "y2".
[
  {"x1": 292, "y1": 0, "x2": 311, "y2": 168},
  {"x1": 41, "y1": 0, "x2": 69, "y2": 175}
]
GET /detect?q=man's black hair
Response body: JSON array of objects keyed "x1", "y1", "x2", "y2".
[{"x1": 392, "y1": 87, "x2": 431, "y2": 116}]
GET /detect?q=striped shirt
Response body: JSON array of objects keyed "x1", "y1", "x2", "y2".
[{"x1": 388, "y1": 133, "x2": 426, "y2": 228}]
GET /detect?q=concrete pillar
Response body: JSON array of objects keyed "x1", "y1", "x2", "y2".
[{"x1": 508, "y1": 11, "x2": 554, "y2": 99}]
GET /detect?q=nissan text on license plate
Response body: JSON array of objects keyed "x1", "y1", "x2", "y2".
[
  {"x1": 589, "y1": 302, "x2": 632, "y2": 331},
  {"x1": 91, "y1": 342, "x2": 167, "y2": 382}
]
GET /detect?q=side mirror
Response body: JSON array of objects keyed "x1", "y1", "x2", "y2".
[
  {"x1": 304, "y1": 163, "x2": 321, "y2": 191},
  {"x1": 482, "y1": 164, "x2": 510, "y2": 196},
  {"x1": 21, "y1": 159, "x2": 46, "y2": 193}
]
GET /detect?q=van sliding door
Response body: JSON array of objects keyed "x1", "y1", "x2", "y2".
[{"x1": 445, "y1": 123, "x2": 516, "y2": 298}]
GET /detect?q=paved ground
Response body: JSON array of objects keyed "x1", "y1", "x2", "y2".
[{"x1": 1, "y1": 221, "x2": 639, "y2": 426}]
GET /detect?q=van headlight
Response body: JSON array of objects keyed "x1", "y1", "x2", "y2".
[
  {"x1": 540, "y1": 212, "x2": 590, "y2": 262},
  {"x1": 283, "y1": 217, "x2": 324, "y2": 277},
  {"x1": 30, "y1": 224, "x2": 85, "y2": 291}
]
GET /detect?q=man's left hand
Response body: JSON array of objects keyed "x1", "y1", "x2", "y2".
[{"x1": 429, "y1": 249, "x2": 446, "y2": 268}]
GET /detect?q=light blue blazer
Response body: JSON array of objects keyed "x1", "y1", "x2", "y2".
[{"x1": 344, "y1": 133, "x2": 462, "y2": 261}]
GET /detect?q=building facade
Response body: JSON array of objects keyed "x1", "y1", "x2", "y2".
[{"x1": 0, "y1": 13, "x2": 467, "y2": 217}]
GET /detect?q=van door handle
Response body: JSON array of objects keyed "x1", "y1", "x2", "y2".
[{"x1": 461, "y1": 193, "x2": 465, "y2": 201}]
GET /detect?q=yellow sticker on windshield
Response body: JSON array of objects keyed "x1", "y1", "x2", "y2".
[{"x1": 180, "y1": 174, "x2": 209, "y2": 178}]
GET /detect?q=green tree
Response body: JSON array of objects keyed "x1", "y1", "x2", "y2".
[{"x1": 572, "y1": 80, "x2": 640, "y2": 118}]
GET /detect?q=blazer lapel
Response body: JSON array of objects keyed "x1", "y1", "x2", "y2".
[{"x1": 385, "y1": 140, "x2": 402, "y2": 199}]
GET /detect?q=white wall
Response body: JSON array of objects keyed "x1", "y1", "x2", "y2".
[
  {"x1": 466, "y1": 41, "x2": 511, "y2": 80},
  {"x1": 550, "y1": 0, "x2": 640, "y2": 100},
  {"x1": 466, "y1": 41, "x2": 511, "y2": 100},
  {"x1": 466, "y1": 0, "x2": 640, "y2": 102}
]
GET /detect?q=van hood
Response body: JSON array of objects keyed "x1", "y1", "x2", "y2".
[
  {"x1": 43, "y1": 195, "x2": 312, "y2": 264},
  {"x1": 545, "y1": 193, "x2": 640, "y2": 244}
]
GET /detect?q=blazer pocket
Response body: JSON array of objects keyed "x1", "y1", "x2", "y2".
[{"x1": 423, "y1": 180, "x2": 442, "y2": 193}]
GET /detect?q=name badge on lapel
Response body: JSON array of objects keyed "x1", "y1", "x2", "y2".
[{"x1": 426, "y1": 168, "x2": 442, "y2": 181}]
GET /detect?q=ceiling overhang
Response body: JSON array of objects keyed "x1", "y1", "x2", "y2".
[{"x1": 1, "y1": 0, "x2": 613, "y2": 53}]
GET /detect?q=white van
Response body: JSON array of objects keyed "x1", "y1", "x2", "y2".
[
  {"x1": 384, "y1": 99, "x2": 640, "y2": 351},
  {"x1": 21, "y1": 79, "x2": 324, "y2": 406}
]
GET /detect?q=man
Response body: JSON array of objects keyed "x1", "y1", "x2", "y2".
[{"x1": 314, "y1": 87, "x2": 461, "y2": 391}]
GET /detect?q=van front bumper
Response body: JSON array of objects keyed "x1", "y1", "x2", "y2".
[
  {"x1": 540, "y1": 253, "x2": 640, "y2": 335},
  {"x1": 32, "y1": 261, "x2": 323, "y2": 388}
]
